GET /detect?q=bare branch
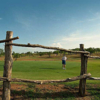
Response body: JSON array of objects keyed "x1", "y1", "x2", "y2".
[
  {"x1": 0, "y1": 73, "x2": 91, "y2": 84},
  {"x1": 0, "y1": 37, "x2": 19, "y2": 43}
]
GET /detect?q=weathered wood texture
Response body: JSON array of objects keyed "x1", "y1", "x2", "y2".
[
  {"x1": 0, "y1": 73, "x2": 91, "y2": 84},
  {"x1": 85, "y1": 55, "x2": 100, "y2": 59},
  {"x1": 6, "y1": 43, "x2": 90, "y2": 54},
  {"x1": 79, "y1": 44, "x2": 88, "y2": 97},
  {"x1": 87, "y1": 77, "x2": 100, "y2": 80},
  {"x1": 0, "y1": 36, "x2": 19, "y2": 43},
  {"x1": 2, "y1": 31, "x2": 13, "y2": 100}
]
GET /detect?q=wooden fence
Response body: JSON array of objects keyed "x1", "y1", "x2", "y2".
[{"x1": 0, "y1": 31, "x2": 100, "y2": 100}]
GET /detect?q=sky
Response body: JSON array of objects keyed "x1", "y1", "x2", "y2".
[{"x1": 0, "y1": 0, "x2": 100, "y2": 53}]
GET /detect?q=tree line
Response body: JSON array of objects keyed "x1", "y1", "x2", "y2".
[
  {"x1": 0, "y1": 47, "x2": 100, "y2": 60},
  {"x1": 72, "y1": 47, "x2": 100, "y2": 55}
]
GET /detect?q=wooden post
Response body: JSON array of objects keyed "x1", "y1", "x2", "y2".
[
  {"x1": 2, "y1": 31, "x2": 13, "y2": 100},
  {"x1": 79, "y1": 44, "x2": 88, "y2": 96}
]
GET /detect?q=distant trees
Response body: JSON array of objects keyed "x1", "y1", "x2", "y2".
[
  {"x1": 72, "y1": 48, "x2": 80, "y2": 51},
  {"x1": 33, "y1": 48, "x2": 100, "y2": 56},
  {"x1": 47, "y1": 52, "x2": 52, "y2": 57},
  {"x1": 37, "y1": 51, "x2": 52, "y2": 57},
  {"x1": 0, "y1": 49, "x2": 3, "y2": 54},
  {"x1": 85, "y1": 48, "x2": 95, "y2": 55},
  {"x1": 25, "y1": 51, "x2": 33, "y2": 56},
  {"x1": 94, "y1": 48, "x2": 100, "y2": 53},
  {"x1": 12, "y1": 52, "x2": 20, "y2": 61},
  {"x1": 59, "y1": 50, "x2": 65, "y2": 56},
  {"x1": 53, "y1": 50, "x2": 59, "y2": 55},
  {"x1": 0, "y1": 48, "x2": 5, "y2": 56},
  {"x1": 38, "y1": 52, "x2": 45, "y2": 56},
  {"x1": 1, "y1": 47, "x2": 100, "y2": 59},
  {"x1": 53, "y1": 50, "x2": 66, "y2": 56},
  {"x1": 12, "y1": 51, "x2": 34, "y2": 61},
  {"x1": 71, "y1": 47, "x2": 100, "y2": 55}
]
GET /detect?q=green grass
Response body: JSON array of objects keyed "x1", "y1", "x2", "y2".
[
  {"x1": 87, "y1": 59, "x2": 100, "y2": 77},
  {"x1": 87, "y1": 84, "x2": 100, "y2": 100},
  {"x1": 0, "y1": 59, "x2": 100, "y2": 99},
  {"x1": 0, "y1": 59, "x2": 100, "y2": 81},
  {"x1": 0, "y1": 60, "x2": 81, "y2": 80}
]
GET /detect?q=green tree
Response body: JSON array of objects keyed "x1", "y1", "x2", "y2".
[
  {"x1": 12, "y1": 51, "x2": 15, "y2": 55},
  {"x1": 95, "y1": 48, "x2": 100, "y2": 53},
  {"x1": 53, "y1": 50, "x2": 59, "y2": 55},
  {"x1": 86, "y1": 48, "x2": 95, "y2": 55},
  {"x1": 25, "y1": 51, "x2": 33, "y2": 56},
  {"x1": 47, "y1": 52, "x2": 52, "y2": 58},
  {"x1": 0, "y1": 48, "x2": 4, "y2": 56},
  {"x1": 38, "y1": 52, "x2": 44, "y2": 56},
  {"x1": 13, "y1": 53, "x2": 20, "y2": 61},
  {"x1": 72, "y1": 48, "x2": 80, "y2": 51}
]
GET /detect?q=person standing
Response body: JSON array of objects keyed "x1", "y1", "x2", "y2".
[{"x1": 62, "y1": 55, "x2": 67, "y2": 69}]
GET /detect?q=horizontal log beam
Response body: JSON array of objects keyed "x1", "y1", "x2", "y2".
[
  {"x1": 87, "y1": 77, "x2": 100, "y2": 80},
  {"x1": 0, "y1": 37, "x2": 19, "y2": 43},
  {"x1": 85, "y1": 55, "x2": 100, "y2": 59},
  {"x1": 6, "y1": 43, "x2": 90, "y2": 54},
  {"x1": 0, "y1": 73, "x2": 91, "y2": 84}
]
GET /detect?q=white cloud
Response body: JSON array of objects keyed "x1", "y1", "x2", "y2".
[
  {"x1": 62, "y1": 28, "x2": 99, "y2": 41},
  {"x1": 62, "y1": 34, "x2": 99, "y2": 42},
  {"x1": 51, "y1": 43, "x2": 62, "y2": 48},
  {"x1": 53, "y1": 30, "x2": 100, "y2": 49},
  {"x1": 0, "y1": 18, "x2": 2, "y2": 20}
]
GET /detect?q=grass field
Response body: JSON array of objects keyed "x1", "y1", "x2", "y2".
[
  {"x1": 0, "y1": 58, "x2": 100, "y2": 82},
  {"x1": 0, "y1": 56, "x2": 100, "y2": 100}
]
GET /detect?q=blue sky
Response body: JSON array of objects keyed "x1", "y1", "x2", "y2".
[{"x1": 0, "y1": 0, "x2": 100, "y2": 53}]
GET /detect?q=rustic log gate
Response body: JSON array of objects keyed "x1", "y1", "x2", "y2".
[{"x1": 0, "y1": 31, "x2": 100, "y2": 100}]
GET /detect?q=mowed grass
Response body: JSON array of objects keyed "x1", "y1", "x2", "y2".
[
  {"x1": 0, "y1": 59, "x2": 100, "y2": 82},
  {"x1": 0, "y1": 61, "x2": 80, "y2": 80}
]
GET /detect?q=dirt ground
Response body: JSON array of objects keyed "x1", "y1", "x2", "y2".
[{"x1": 0, "y1": 83, "x2": 94, "y2": 100}]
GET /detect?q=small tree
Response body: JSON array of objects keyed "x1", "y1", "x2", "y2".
[
  {"x1": 13, "y1": 53, "x2": 20, "y2": 61},
  {"x1": 53, "y1": 50, "x2": 59, "y2": 55},
  {"x1": 25, "y1": 51, "x2": 33, "y2": 56},
  {"x1": 47, "y1": 52, "x2": 52, "y2": 58},
  {"x1": 59, "y1": 50, "x2": 65, "y2": 56},
  {"x1": 0, "y1": 48, "x2": 4, "y2": 56},
  {"x1": 72, "y1": 48, "x2": 80, "y2": 51},
  {"x1": 95, "y1": 48, "x2": 100, "y2": 53},
  {"x1": 86, "y1": 48, "x2": 95, "y2": 55},
  {"x1": 38, "y1": 52, "x2": 44, "y2": 56}
]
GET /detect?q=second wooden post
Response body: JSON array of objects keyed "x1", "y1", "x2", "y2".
[{"x1": 79, "y1": 44, "x2": 88, "y2": 97}]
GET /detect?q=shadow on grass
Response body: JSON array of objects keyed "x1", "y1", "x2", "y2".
[
  {"x1": 10, "y1": 90, "x2": 78, "y2": 99},
  {"x1": 0, "y1": 83, "x2": 100, "y2": 100},
  {"x1": 8, "y1": 87, "x2": 100, "y2": 100},
  {"x1": 0, "y1": 89, "x2": 79, "y2": 100},
  {"x1": 88, "y1": 88, "x2": 100, "y2": 91},
  {"x1": 87, "y1": 87, "x2": 100, "y2": 97}
]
